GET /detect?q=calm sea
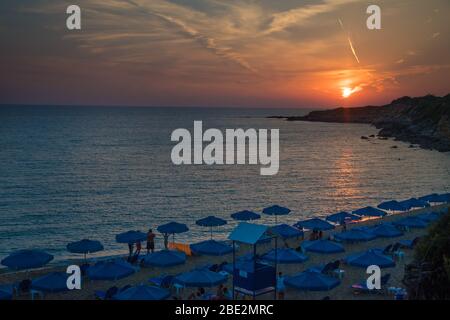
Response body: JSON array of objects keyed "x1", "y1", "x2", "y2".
[{"x1": 1, "y1": 105, "x2": 449, "y2": 262}]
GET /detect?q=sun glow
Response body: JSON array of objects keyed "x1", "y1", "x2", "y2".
[
  {"x1": 341, "y1": 86, "x2": 362, "y2": 98},
  {"x1": 342, "y1": 87, "x2": 353, "y2": 98}
]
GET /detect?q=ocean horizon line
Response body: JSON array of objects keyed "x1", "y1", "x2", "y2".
[{"x1": 0, "y1": 103, "x2": 328, "y2": 111}]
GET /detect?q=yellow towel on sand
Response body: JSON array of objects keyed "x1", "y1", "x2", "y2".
[{"x1": 168, "y1": 242, "x2": 192, "y2": 256}]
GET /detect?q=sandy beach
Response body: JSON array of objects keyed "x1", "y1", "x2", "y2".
[{"x1": 1, "y1": 203, "x2": 448, "y2": 300}]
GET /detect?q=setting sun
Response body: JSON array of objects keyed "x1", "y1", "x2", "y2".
[
  {"x1": 341, "y1": 86, "x2": 362, "y2": 98},
  {"x1": 342, "y1": 87, "x2": 353, "y2": 98}
]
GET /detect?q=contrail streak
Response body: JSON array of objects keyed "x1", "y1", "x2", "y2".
[
  {"x1": 338, "y1": 18, "x2": 360, "y2": 64},
  {"x1": 347, "y1": 38, "x2": 360, "y2": 64}
]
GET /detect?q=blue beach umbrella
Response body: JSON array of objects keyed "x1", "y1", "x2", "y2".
[
  {"x1": 285, "y1": 270, "x2": 340, "y2": 291},
  {"x1": 261, "y1": 248, "x2": 308, "y2": 264},
  {"x1": 425, "y1": 193, "x2": 449, "y2": 203},
  {"x1": 270, "y1": 224, "x2": 303, "y2": 239},
  {"x1": 157, "y1": 222, "x2": 189, "y2": 234},
  {"x1": 295, "y1": 218, "x2": 335, "y2": 231},
  {"x1": 115, "y1": 231, "x2": 147, "y2": 244},
  {"x1": 87, "y1": 260, "x2": 136, "y2": 281},
  {"x1": 352, "y1": 206, "x2": 386, "y2": 217},
  {"x1": 0, "y1": 286, "x2": 13, "y2": 300},
  {"x1": 326, "y1": 212, "x2": 361, "y2": 224},
  {"x1": 368, "y1": 224, "x2": 403, "y2": 238},
  {"x1": 334, "y1": 230, "x2": 376, "y2": 242},
  {"x1": 157, "y1": 222, "x2": 189, "y2": 244},
  {"x1": 262, "y1": 205, "x2": 291, "y2": 224},
  {"x1": 196, "y1": 216, "x2": 227, "y2": 239},
  {"x1": 346, "y1": 249, "x2": 395, "y2": 268},
  {"x1": 67, "y1": 239, "x2": 104, "y2": 260},
  {"x1": 31, "y1": 272, "x2": 70, "y2": 293},
  {"x1": 174, "y1": 269, "x2": 227, "y2": 287},
  {"x1": 418, "y1": 193, "x2": 441, "y2": 203},
  {"x1": 231, "y1": 210, "x2": 261, "y2": 221},
  {"x1": 377, "y1": 200, "x2": 406, "y2": 212},
  {"x1": 350, "y1": 226, "x2": 372, "y2": 233},
  {"x1": 114, "y1": 284, "x2": 170, "y2": 300},
  {"x1": 196, "y1": 216, "x2": 227, "y2": 227},
  {"x1": 141, "y1": 250, "x2": 186, "y2": 267},
  {"x1": 399, "y1": 198, "x2": 430, "y2": 210},
  {"x1": 393, "y1": 217, "x2": 428, "y2": 229},
  {"x1": 301, "y1": 240, "x2": 345, "y2": 254},
  {"x1": 1, "y1": 249, "x2": 53, "y2": 271},
  {"x1": 190, "y1": 240, "x2": 232, "y2": 256},
  {"x1": 437, "y1": 193, "x2": 450, "y2": 202}
]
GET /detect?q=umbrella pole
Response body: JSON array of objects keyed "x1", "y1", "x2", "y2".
[{"x1": 210, "y1": 226, "x2": 213, "y2": 240}]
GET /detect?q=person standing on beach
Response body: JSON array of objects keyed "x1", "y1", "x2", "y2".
[
  {"x1": 147, "y1": 229, "x2": 155, "y2": 253},
  {"x1": 163, "y1": 233, "x2": 169, "y2": 250},
  {"x1": 135, "y1": 240, "x2": 142, "y2": 257},
  {"x1": 128, "y1": 242, "x2": 134, "y2": 259}
]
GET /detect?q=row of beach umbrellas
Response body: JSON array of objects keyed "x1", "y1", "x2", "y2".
[
  {"x1": 0, "y1": 241, "x2": 401, "y2": 298},
  {"x1": 2, "y1": 193, "x2": 447, "y2": 272},
  {"x1": 3, "y1": 193, "x2": 448, "y2": 270},
  {"x1": 280, "y1": 247, "x2": 398, "y2": 292},
  {"x1": 0, "y1": 193, "x2": 447, "y2": 299}
]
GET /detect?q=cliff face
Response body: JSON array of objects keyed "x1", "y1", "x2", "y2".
[{"x1": 286, "y1": 94, "x2": 450, "y2": 152}]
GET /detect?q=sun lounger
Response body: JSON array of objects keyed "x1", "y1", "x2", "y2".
[
  {"x1": 398, "y1": 237, "x2": 420, "y2": 249},
  {"x1": 95, "y1": 286, "x2": 119, "y2": 300},
  {"x1": 381, "y1": 244, "x2": 393, "y2": 255},
  {"x1": 148, "y1": 274, "x2": 175, "y2": 288},
  {"x1": 149, "y1": 273, "x2": 184, "y2": 296},
  {"x1": 351, "y1": 274, "x2": 391, "y2": 294},
  {"x1": 320, "y1": 262, "x2": 335, "y2": 275},
  {"x1": 95, "y1": 284, "x2": 132, "y2": 300}
]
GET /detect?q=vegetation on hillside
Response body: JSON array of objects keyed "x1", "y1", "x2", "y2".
[{"x1": 403, "y1": 208, "x2": 450, "y2": 299}]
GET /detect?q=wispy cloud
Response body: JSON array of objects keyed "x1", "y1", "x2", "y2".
[
  {"x1": 151, "y1": 11, "x2": 257, "y2": 72},
  {"x1": 264, "y1": 0, "x2": 358, "y2": 34},
  {"x1": 3, "y1": 0, "x2": 449, "y2": 107}
]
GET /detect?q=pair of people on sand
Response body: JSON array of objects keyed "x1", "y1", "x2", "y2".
[
  {"x1": 185, "y1": 285, "x2": 232, "y2": 300},
  {"x1": 127, "y1": 228, "x2": 157, "y2": 262},
  {"x1": 146, "y1": 229, "x2": 170, "y2": 251}
]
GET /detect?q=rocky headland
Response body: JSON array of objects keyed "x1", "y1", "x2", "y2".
[{"x1": 270, "y1": 94, "x2": 450, "y2": 152}]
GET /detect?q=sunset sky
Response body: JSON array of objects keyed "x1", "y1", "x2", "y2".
[{"x1": 1, "y1": 0, "x2": 449, "y2": 108}]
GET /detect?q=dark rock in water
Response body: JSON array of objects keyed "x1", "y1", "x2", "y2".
[
  {"x1": 361, "y1": 136, "x2": 369, "y2": 140},
  {"x1": 369, "y1": 134, "x2": 375, "y2": 138},
  {"x1": 267, "y1": 116, "x2": 288, "y2": 119},
  {"x1": 271, "y1": 93, "x2": 450, "y2": 152},
  {"x1": 409, "y1": 144, "x2": 415, "y2": 148},
  {"x1": 391, "y1": 145, "x2": 398, "y2": 149}
]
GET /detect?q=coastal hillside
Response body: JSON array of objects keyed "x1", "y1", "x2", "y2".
[{"x1": 281, "y1": 94, "x2": 450, "y2": 152}]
